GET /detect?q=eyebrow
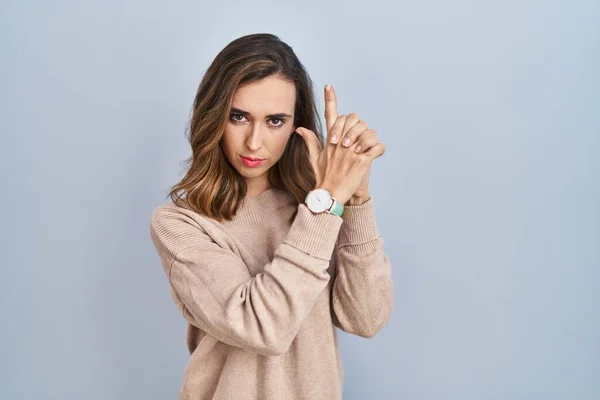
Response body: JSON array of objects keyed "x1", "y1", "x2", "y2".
[{"x1": 230, "y1": 107, "x2": 292, "y2": 119}]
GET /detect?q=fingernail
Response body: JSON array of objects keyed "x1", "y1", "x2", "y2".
[
  {"x1": 355, "y1": 145, "x2": 362, "y2": 153},
  {"x1": 325, "y1": 84, "x2": 331, "y2": 92},
  {"x1": 330, "y1": 134, "x2": 337, "y2": 143},
  {"x1": 343, "y1": 137, "x2": 351, "y2": 147}
]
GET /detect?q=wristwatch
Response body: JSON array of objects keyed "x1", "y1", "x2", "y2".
[{"x1": 304, "y1": 188, "x2": 344, "y2": 217}]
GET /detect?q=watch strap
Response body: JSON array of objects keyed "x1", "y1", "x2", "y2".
[{"x1": 328, "y1": 198, "x2": 344, "y2": 217}]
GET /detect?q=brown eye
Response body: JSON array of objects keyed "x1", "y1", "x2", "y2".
[
  {"x1": 270, "y1": 118, "x2": 285, "y2": 127},
  {"x1": 230, "y1": 113, "x2": 246, "y2": 123}
]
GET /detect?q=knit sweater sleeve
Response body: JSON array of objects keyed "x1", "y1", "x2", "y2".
[
  {"x1": 150, "y1": 203, "x2": 343, "y2": 356},
  {"x1": 330, "y1": 198, "x2": 394, "y2": 338}
]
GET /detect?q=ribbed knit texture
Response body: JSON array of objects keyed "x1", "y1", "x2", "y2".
[{"x1": 149, "y1": 187, "x2": 394, "y2": 399}]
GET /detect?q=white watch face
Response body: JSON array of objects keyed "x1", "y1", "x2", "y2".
[{"x1": 306, "y1": 188, "x2": 332, "y2": 213}]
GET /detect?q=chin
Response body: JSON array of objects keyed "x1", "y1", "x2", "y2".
[{"x1": 238, "y1": 163, "x2": 269, "y2": 176}]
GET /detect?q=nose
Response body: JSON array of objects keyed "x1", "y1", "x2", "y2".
[{"x1": 244, "y1": 122, "x2": 264, "y2": 152}]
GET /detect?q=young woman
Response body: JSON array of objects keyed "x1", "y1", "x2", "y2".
[{"x1": 150, "y1": 33, "x2": 393, "y2": 400}]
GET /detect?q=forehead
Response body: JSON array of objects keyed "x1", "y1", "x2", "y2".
[{"x1": 231, "y1": 76, "x2": 296, "y2": 115}]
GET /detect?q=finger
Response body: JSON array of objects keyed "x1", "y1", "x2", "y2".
[
  {"x1": 341, "y1": 118, "x2": 368, "y2": 148},
  {"x1": 295, "y1": 127, "x2": 323, "y2": 152},
  {"x1": 338, "y1": 113, "x2": 361, "y2": 147},
  {"x1": 352, "y1": 129, "x2": 378, "y2": 153},
  {"x1": 324, "y1": 84, "x2": 339, "y2": 142},
  {"x1": 363, "y1": 142, "x2": 386, "y2": 159},
  {"x1": 294, "y1": 127, "x2": 322, "y2": 166},
  {"x1": 329, "y1": 115, "x2": 347, "y2": 146}
]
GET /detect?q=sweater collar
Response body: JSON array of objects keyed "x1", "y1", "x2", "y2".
[{"x1": 225, "y1": 188, "x2": 295, "y2": 226}]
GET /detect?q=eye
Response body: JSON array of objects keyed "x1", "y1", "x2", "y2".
[
  {"x1": 269, "y1": 118, "x2": 286, "y2": 127},
  {"x1": 230, "y1": 113, "x2": 247, "y2": 123},
  {"x1": 230, "y1": 113, "x2": 286, "y2": 127}
]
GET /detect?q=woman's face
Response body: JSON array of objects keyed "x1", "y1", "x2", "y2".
[{"x1": 221, "y1": 75, "x2": 297, "y2": 190}]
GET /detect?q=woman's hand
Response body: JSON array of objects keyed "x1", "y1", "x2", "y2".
[
  {"x1": 323, "y1": 84, "x2": 383, "y2": 204},
  {"x1": 295, "y1": 84, "x2": 385, "y2": 205}
]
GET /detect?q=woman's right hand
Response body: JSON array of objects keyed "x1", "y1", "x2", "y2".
[{"x1": 295, "y1": 84, "x2": 385, "y2": 205}]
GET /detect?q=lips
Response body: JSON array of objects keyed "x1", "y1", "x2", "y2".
[{"x1": 240, "y1": 155, "x2": 265, "y2": 167}]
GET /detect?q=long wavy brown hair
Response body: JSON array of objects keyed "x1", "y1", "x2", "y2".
[{"x1": 167, "y1": 33, "x2": 324, "y2": 221}]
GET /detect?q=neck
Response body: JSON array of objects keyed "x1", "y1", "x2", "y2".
[{"x1": 245, "y1": 177, "x2": 272, "y2": 198}]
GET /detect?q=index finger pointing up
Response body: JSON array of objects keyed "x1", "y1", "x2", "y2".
[{"x1": 324, "y1": 84, "x2": 339, "y2": 140}]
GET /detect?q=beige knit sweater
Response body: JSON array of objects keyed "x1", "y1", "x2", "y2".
[{"x1": 149, "y1": 187, "x2": 393, "y2": 399}]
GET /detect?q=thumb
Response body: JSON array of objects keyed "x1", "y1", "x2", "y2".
[{"x1": 295, "y1": 127, "x2": 322, "y2": 165}]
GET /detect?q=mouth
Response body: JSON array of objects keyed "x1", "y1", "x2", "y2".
[{"x1": 240, "y1": 155, "x2": 266, "y2": 167}]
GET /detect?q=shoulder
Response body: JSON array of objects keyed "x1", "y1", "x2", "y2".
[
  {"x1": 149, "y1": 201, "x2": 218, "y2": 252},
  {"x1": 151, "y1": 201, "x2": 201, "y2": 232},
  {"x1": 150, "y1": 201, "x2": 251, "y2": 264}
]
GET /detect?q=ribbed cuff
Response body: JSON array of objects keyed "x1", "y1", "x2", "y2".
[
  {"x1": 284, "y1": 204, "x2": 344, "y2": 260},
  {"x1": 339, "y1": 197, "x2": 380, "y2": 246}
]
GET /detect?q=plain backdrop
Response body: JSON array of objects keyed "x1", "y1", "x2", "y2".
[{"x1": 1, "y1": 0, "x2": 599, "y2": 399}]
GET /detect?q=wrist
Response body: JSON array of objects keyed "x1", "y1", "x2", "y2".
[
  {"x1": 315, "y1": 182, "x2": 349, "y2": 205},
  {"x1": 306, "y1": 187, "x2": 345, "y2": 217},
  {"x1": 346, "y1": 194, "x2": 370, "y2": 206}
]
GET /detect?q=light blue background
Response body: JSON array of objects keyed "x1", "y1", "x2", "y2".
[{"x1": 1, "y1": 1, "x2": 598, "y2": 399}]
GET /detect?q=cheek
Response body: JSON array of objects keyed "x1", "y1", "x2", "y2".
[
  {"x1": 272, "y1": 132, "x2": 293, "y2": 155},
  {"x1": 220, "y1": 130, "x2": 241, "y2": 166},
  {"x1": 222, "y1": 126, "x2": 242, "y2": 151}
]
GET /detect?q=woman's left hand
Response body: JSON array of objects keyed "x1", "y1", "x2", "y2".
[
  {"x1": 346, "y1": 130, "x2": 377, "y2": 205},
  {"x1": 325, "y1": 86, "x2": 382, "y2": 205}
]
